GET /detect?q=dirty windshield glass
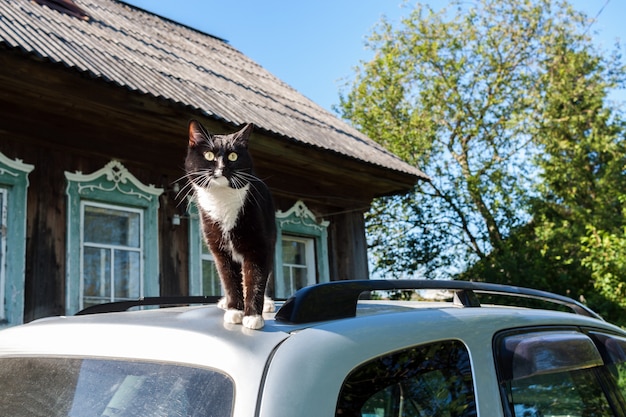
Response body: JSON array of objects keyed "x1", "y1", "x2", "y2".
[{"x1": 0, "y1": 357, "x2": 233, "y2": 417}]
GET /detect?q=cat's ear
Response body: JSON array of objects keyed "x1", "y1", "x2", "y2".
[
  {"x1": 233, "y1": 123, "x2": 254, "y2": 147},
  {"x1": 188, "y1": 119, "x2": 211, "y2": 147}
]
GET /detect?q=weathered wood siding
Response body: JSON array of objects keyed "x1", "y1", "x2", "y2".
[{"x1": 0, "y1": 51, "x2": 382, "y2": 321}]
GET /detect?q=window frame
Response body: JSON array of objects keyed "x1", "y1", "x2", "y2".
[
  {"x1": 336, "y1": 339, "x2": 477, "y2": 417},
  {"x1": 278, "y1": 234, "x2": 316, "y2": 298},
  {"x1": 0, "y1": 188, "x2": 7, "y2": 322},
  {"x1": 494, "y1": 326, "x2": 626, "y2": 417},
  {"x1": 0, "y1": 153, "x2": 34, "y2": 328},
  {"x1": 80, "y1": 201, "x2": 145, "y2": 308},
  {"x1": 65, "y1": 161, "x2": 162, "y2": 314},
  {"x1": 275, "y1": 200, "x2": 329, "y2": 298}
]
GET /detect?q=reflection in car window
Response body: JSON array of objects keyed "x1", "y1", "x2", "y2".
[
  {"x1": 497, "y1": 330, "x2": 622, "y2": 417},
  {"x1": 0, "y1": 357, "x2": 233, "y2": 417},
  {"x1": 336, "y1": 340, "x2": 476, "y2": 417},
  {"x1": 591, "y1": 332, "x2": 626, "y2": 412},
  {"x1": 506, "y1": 368, "x2": 613, "y2": 416}
]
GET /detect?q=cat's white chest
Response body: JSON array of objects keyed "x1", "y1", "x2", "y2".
[{"x1": 194, "y1": 182, "x2": 249, "y2": 232}]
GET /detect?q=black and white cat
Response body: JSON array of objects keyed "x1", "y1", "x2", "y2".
[{"x1": 185, "y1": 120, "x2": 276, "y2": 330}]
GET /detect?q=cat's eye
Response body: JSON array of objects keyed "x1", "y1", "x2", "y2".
[
  {"x1": 204, "y1": 151, "x2": 215, "y2": 161},
  {"x1": 228, "y1": 152, "x2": 238, "y2": 162}
]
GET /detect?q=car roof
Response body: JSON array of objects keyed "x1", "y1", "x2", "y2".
[
  {"x1": 0, "y1": 300, "x2": 620, "y2": 371},
  {"x1": 2, "y1": 280, "x2": 625, "y2": 417},
  {"x1": 1, "y1": 281, "x2": 621, "y2": 364},
  {"x1": 1, "y1": 280, "x2": 624, "y2": 417},
  {"x1": 0, "y1": 279, "x2": 623, "y2": 388}
]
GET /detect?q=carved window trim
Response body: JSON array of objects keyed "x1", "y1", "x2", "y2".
[
  {"x1": 275, "y1": 200, "x2": 330, "y2": 298},
  {"x1": 0, "y1": 153, "x2": 34, "y2": 328},
  {"x1": 65, "y1": 161, "x2": 163, "y2": 314}
]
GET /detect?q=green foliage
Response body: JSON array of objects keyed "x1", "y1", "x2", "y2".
[
  {"x1": 341, "y1": 0, "x2": 585, "y2": 274},
  {"x1": 529, "y1": 29, "x2": 626, "y2": 323},
  {"x1": 340, "y1": 0, "x2": 626, "y2": 324}
]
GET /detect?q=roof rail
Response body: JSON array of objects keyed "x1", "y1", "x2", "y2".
[
  {"x1": 75, "y1": 296, "x2": 221, "y2": 315},
  {"x1": 274, "y1": 280, "x2": 602, "y2": 324}
]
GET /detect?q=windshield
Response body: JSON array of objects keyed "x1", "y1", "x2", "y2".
[{"x1": 0, "y1": 357, "x2": 233, "y2": 417}]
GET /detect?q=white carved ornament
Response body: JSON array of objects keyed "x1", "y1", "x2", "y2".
[
  {"x1": 276, "y1": 200, "x2": 329, "y2": 230},
  {"x1": 65, "y1": 160, "x2": 163, "y2": 201},
  {"x1": 0, "y1": 153, "x2": 34, "y2": 178}
]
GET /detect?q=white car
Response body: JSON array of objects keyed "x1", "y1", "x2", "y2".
[{"x1": 0, "y1": 280, "x2": 625, "y2": 417}]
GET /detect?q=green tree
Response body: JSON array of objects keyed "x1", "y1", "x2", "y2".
[
  {"x1": 341, "y1": 0, "x2": 568, "y2": 276},
  {"x1": 340, "y1": 0, "x2": 624, "y2": 292},
  {"x1": 532, "y1": 34, "x2": 626, "y2": 318},
  {"x1": 465, "y1": 24, "x2": 626, "y2": 325}
]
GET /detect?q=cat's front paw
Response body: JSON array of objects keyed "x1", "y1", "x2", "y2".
[
  {"x1": 223, "y1": 309, "x2": 244, "y2": 324},
  {"x1": 217, "y1": 297, "x2": 227, "y2": 310},
  {"x1": 242, "y1": 315, "x2": 265, "y2": 330},
  {"x1": 263, "y1": 296, "x2": 275, "y2": 313}
]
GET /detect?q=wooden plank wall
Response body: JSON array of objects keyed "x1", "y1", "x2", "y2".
[{"x1": 0, "y1": 51, "x2": 381, "y2": 322}]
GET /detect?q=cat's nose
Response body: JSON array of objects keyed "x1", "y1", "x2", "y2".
[{"x1": 214, "y1": 169, "x2": 223, "y2": 178}]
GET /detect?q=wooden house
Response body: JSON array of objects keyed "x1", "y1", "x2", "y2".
[{"x1": 0, "y1": 0, "x2": 426, "y2": 326}]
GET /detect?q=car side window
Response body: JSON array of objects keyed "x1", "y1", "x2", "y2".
[
  {"x1": 336, "y1": 340, "x2": 476, "y2": 417},
  {"x1": 496, "y1": 330, "x2": 622, "y2": 417},
  {"x1": 590, "y1": 332, "x2": 626, "y2": 409}
]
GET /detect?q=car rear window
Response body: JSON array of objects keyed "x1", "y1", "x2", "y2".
[
  {"x1": 496, "y1": 329, "x2": 626, "y2": 417},
  {"x1": 0, "y1": 357, "x2": 233, "y2": 417}
]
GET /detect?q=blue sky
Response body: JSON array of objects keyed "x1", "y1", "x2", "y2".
[{"x1": 122, "y1": 1, "x2": 624, "y2": 113}]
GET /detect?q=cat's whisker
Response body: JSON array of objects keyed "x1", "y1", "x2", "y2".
[
  {"x1": 176, "y1": 170, "x2": 217, "y2": 206},
  {"x1": 236, "y1": 171, "x2": 263, "y2": 183},
  {"x1": 230, "y1": 175, "x2": 252, "y2": 209},
  {"x1": 232, "y1": 172, "x2": 264, "y2": 210},
  {"x1": 175, "y1": 180, "x2": 196, "y2": 201}
]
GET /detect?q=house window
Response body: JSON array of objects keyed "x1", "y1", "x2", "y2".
[
  {"x1": 0, "y1": 153, "x2": 34, "y2": 328},
  {"x1": 65, "y1": 161, "x2": 162, "y2": 314},
  {"x1": 275, "y1": 201, "x2": 329, "y2": 299},
  {"x1": 81, "y1": 203, "x2": 143, "y2": 308},
  {"x1": 280, "y1": 235, "x2": 316, "y2": 298}
]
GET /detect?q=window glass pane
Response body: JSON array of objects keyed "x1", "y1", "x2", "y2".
[
  {"x1": 590, "y1": 333, "x2": 626, "y2": 404},
  {"x1": 282, "y1": 266, "x2": 291, "y2": 291},
  {"x1": 200, "y1": 241, "x2": 221, "y2": 296},
  {"x1": 292, "y1": 267, "x2": 308, "y2": 291},
  {"x1": 82, "y1": 204, "x2": 143, "y2": 307},
  {"x1": 283, "y1": 239, "x2": 306, "y2": 265},
  {"x1": 336, "y1": 340, "x2": 476, "y2": 417},
  {"x1": 83, "y1": 247, "x2": 111, "y2": 306},
  {"x1": 201, "y1": 241, "x2": 210, "y2": 255},
  {"x1": 506, "y1": 369, "x2": 612, "y2": 416},
  {"x1": 615, "y1": 363, "x2": 626, "y2": 400},
  {"x1": 279, "y1": 236, "x2": 315, "y2": 298},
  {"x1": 84, "y1": 205, "x2": 140, "y2": 247},
  {"x1": 498, "y1": 330, "x2": 614, "y2": 417},
  {"x1": 0, "y1": 357, "x2": 233, "y2": 417},
  {"x1": 202, "y1": 259, "x2": 221, "y2": 295},
  {"x1": 114, "y1": 250, "x2": 141, "y2": 299}
]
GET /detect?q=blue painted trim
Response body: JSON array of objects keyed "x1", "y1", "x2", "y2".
[
  {"x1": 64, "y1": 161, "x2": 163, "y2": 314},
  {"x1": 0, "y1": 153, "x2": 34, "y2": 328}
]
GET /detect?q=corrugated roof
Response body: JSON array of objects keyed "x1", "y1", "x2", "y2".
[{"x1": 0, "y1": 0, "x2": 427, "y2": 179}]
